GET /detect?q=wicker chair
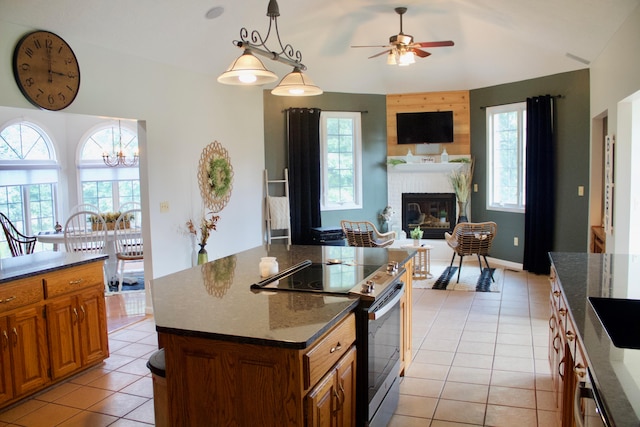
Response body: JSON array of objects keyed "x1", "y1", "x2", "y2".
[
  {"x1": 340, "y1": 220, "x2": 395, "y2": 248},
  {"x1": 444, "y1": 221, "x2": 498, "y2": 283},
  {"x1": 0, "y1": 212, "x2": 37, "y2": 257}
]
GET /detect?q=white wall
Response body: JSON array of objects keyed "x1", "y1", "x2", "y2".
[
  {"x1": 0, "y1": 23, "x2": 266, "y2": 296},
  {"x1": 590, "y1": 4, "x2": 640, "y2": 253}
]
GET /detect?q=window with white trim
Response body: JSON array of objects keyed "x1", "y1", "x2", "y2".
[
  {"x1": 0, "y1": 121, "x2": 59, "y2": 257},
  {"x1": 78, "y1": 122, "x2": 140, "y2": 212},
  {"x1": 486, "y1": 102, "x2": 526, "y2": 213},
  {"x1": 319, "y1": 111, "x2": 363, "y2": 211}
]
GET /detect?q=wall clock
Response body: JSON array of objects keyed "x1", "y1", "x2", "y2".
[{"x1": 12, "y1": 30, "x2": 80, "y2": 111}]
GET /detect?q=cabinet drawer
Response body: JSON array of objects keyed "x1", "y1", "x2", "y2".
[
  {"x1": 44, "y1": 263, "x2": 104, "y2": 298},
  {"x1": 0, "y1": 277, "x2": 44, "y2": 314},
  {"x1": 303, "y1": 313, "x2": 356, "y2": 389}
]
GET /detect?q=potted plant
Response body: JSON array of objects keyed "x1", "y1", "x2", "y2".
[{"x1": 410, "y1": 226, "x2": 423, "y2": 245}]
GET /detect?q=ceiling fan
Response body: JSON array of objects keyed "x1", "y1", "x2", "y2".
[{"x1": 351, "y1": 7, "x2": 454, "y2": 66}]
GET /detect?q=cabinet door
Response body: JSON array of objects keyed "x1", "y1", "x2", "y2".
[
  {"x1": 10, "y1": 306, "x2": 49, "y2": 396},
  {"x1": 46, "y1": 296, "x2": 82, "y2": 379},
  {"x1": 0, "y1": 317, "x2": 14, "y2": 405},
  {"x1": 335, "y1": 346, "x2": 356, "y2": 427},
  {"x1": 399, "y1": 265, "x2": 412, "y2": 375},
  {"x1": 78, "y1": 287, "x2": 109, "y2": 365},
  {"x1": 306, "y1": 369, "x2": 337, "y2": 427}
]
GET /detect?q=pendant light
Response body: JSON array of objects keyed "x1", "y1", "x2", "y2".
[
  {"x1": 271, "y1": 67, "x2": 322, "y2": 96},
  {"x1": 217, "y1": 50, "x2": 278, "y2": 85}
]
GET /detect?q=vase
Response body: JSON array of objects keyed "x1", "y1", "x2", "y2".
[
  {"x1": 413, "y1": 238, "x2": 420, "y2": 247},
  {"x1": 457, "y1": 200, "x2": 469, "y2": 223},
  {"x1": 197, "y1": 244, "x2": 208, "y2": 265}
]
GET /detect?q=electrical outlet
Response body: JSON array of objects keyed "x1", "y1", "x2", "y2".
[
  {"x1": 473, "y1": 183, "x2": 478, "y2": 192},
  {"x1": 514, "y1": 237, "x2": 519, "y2": 246},
  {"x1": 160, "y1": 201, "x2": 169, "y2": 213}
]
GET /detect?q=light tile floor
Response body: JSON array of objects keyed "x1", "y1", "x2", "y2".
[{"x1": 0, "y1": 269, "x2": 560, "y2": 426}]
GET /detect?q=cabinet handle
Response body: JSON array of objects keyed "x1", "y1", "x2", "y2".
[
  {"x1": 558, "y1": 360, "x2": 565, "y2": 379},
  {"x1": 2, "y1": 330, "x2": 7, "y2": 349},
  {"x1": 553, "y1": 334, "x2": 561, "y2": 352},
  {"x1": 574, "y1": 363, "x2": 586, "y2": 378},
  {"x1": 332, "y1": 388, "x2": 341, "y2": 413},
  {"x1": 553, "y1": 290, "x2": 561, "y2": 297},
  {"x1": 0, "y1": 296, "x2": 16, "y2": 304},
  {"x1": 548, "y1": 316, "x2": 556, "y2": 330},
  {"x1": 73, "y1": 307, "x2": 79, "y2": 323},
  {"x1": 558, "y1": 308, "x2": 567, "y2": 317},
  {"x1": 69, "y1": 279, "x2": 84, "y2": 285},
  {"x1": 12, "y1": 327, "x2": 18, "y2": 346},
  {"x1": 80, "y1": 305, "x2": 86, "y2": 322},
  {"x1": 330, "y1": 342, "x2": 342, "y2": 354},
  {"x1": 566, "y1": 331, "x2": 575, "y2": 341},
  {"x1": 338, "y1": 382, "x2": 346, "y2": 408}
]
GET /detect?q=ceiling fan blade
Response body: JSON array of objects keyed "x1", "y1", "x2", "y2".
[
  {"x1": 414, "y1": 40, "x2": 455, "y2": 48},
  {"x1": 351, "y1": 45, "x2": 390, "y2": 48},
  {"x1": 368, "y1": 49, "x2": 392, "y2": 59},
  {"x1": 412, "y1": 48, "x2": 431, "y2": 58}
]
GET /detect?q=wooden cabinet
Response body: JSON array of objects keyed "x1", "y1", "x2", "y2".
[
  {"x1": 400, "y1": 258, "x2": 413, "y2": 375},
  {"x1": 161, "y1": 312, "x2": 357, "y2": 427},
  {"x1": 306, "y1": 346, "x2": 356, "y2": 427},
  {"x1": 548, "y1": 265, "x2": 590, "y2": 427},
  {"x1": 0, "y1": 258, "x2": 108, "y2": 409}
]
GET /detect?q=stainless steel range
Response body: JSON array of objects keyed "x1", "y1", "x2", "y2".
[{"x1": 251, "y1": 259, "x2": 406, "y2": 427}]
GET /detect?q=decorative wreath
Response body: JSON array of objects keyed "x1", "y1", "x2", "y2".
[{"x1": 198, "y1": 141, "x2": 234, "y2": 212}]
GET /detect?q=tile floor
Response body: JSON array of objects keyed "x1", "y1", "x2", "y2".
[{"x1": 0, "y1": 268, "x2": 560, "y2": 426}]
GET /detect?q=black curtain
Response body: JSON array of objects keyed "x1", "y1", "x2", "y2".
[
  {"x1": 523, "y1": 95, "x2": 555, "y2": 274},
  {"x1": 287, "y1": 108, "x2": 322, "y2": 244}
]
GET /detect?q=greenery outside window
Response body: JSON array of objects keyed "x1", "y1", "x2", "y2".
[
  {"x1": 0, "y1": 121, "x2": 58, "y2": 257},
  {"x1": 486, "y1": 102, "x2": 526, "y2": 213},
  {"x1": 78, "y1": 122, "x2": 140, "y2": 211},
  {"x1": 319, "y1": 111, "x2": 363, "y2": 211}
]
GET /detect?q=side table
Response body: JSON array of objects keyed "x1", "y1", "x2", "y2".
[{"x1": 401, "y1": 243, "x2": 433, "y2": 279}]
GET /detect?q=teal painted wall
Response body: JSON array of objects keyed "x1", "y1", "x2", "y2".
[
  {"x1": 469, "y1": 69, "x2": 591, "y2": 263},
  {"x1": 263, "y1": 91, "x2": 388, "y2": 230}
]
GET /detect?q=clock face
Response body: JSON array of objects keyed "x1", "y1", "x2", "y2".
[{"x1": 12, "y1": 31, "x2": 80, "y2": 111}]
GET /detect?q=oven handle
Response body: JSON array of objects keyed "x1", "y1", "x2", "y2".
[{"x1": 368, "y1": 282, "x2": 404, "y2": 320}]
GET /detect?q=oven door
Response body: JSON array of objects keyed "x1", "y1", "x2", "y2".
[
  {"x1": 575, "y1": 371, "x2": 609, "y2": 427},
  {"x1": 366, "y1": 281, "x2": 404, "y2": 427}
]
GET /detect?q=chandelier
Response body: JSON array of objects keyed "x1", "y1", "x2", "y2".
[
  {"x1": 217, "y1": 0, "x2": 322, "y2": 96},
  {"x1": 102, "y1": 121, "x2": 139, "y2": 167}
]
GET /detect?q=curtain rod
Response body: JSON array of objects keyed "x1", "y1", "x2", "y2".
[
  {"x1": 479, "y1": 94, "x2": 563, "y2": 110},
  {"x1": 282, "y1": 108, "x2": 368, "y2": 113}
]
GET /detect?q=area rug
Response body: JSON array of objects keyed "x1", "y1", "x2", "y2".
[
  {"x1": 108, "y1": 271, "x2": 144, "y2": 292},
  {"x1": 413, "y1": 261, "x2": 503, "y2": 292}
]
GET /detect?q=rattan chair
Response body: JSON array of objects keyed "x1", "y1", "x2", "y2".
[
  {"x1": 0, "y1": 212, "x2": 37, "y2": 257},
  {"x1": 114, "y1": 208, "x2": 143, "y2": 292},
  {"x1": 340, "y1": 220, "x2": 395, "y2": 248},
  {"x1": 444, "y1": 221, "x2": 497, "y2": 283}
]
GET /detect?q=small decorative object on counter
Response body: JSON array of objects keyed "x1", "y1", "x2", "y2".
[
  {"x1": 54, "y1": 221, "x2": 62, "y2": 233},
  {"x1": 197, "y1": 244, "x2": 208, "y2": 265},
  {"x1": 187, "y1": 212, "x2": 220, "y2": 265},
  {"x1": 405, "y1": 149, "x2": 414, "y2": 163},
  {"x1": 441, "y1": 148, "x2": 449, "y2": 163},
  {"x1": 259, "y1": 257, "x2": 279, "y2": 277}
]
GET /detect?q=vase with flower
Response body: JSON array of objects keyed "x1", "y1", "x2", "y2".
[
  {"x1": 186, "y1": 212, "x2": 220, "y2": 265},
  {"x1": 448, "y1": 158, "x2": 474, "y2": 223}
]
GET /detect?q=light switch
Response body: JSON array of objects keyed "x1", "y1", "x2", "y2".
[
  {"x1": 474, "y1": 183, "x2": 478, "y2": 192},
  {"x1": 578, "y1": 186, "x2": 584, "y2": 196},
  {"x1": 160, "y1": 201, "x2": 169, "y2": 213}
]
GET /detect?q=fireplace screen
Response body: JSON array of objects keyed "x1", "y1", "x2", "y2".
[{"x1": 402, "y1": 193, "x2": 456, "y2": 239}]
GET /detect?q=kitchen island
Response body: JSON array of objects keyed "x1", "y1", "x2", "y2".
[
  {"x1": 151, "y1": 244, "x2": 415, "y2": 427},
  {"x1": 549, "y1": 252, "x2": 640, "y2": 427}
]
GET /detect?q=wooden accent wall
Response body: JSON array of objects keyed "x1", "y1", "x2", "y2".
[{"x1": 386, "y1": 90, "x2": 470, "y2": 156}]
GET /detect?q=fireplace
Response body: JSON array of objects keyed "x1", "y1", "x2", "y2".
[{"x1": 402, "y1": 193, "x2": 456, "y2": 239}]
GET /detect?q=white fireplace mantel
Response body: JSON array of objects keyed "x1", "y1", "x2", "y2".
[{"x1": 387, "y1": 162, "x2": 462, "y2": 173}]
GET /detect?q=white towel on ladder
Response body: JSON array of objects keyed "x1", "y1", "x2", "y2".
[{"x1": 268, "y1": 196, "x2": 290, "y2": 230}]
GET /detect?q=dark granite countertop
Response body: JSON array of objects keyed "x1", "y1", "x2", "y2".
[
  {"x1": 0, "y1": 251, "x2": 108, "y2": 284},
  {"x1": 549, "y1": 252, "x2": 640, "y2": 427},
  {"x1": 151, "y1": 244, "x2": 415, "y2": 349}
]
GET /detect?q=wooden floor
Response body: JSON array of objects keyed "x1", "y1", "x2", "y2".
[{"x1": 105, "y1": 290, "x2": 148, "y2": 333}]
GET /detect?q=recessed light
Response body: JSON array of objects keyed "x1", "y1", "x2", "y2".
[{"x1": 205, "y1": 6, "x2": 224, "y2": 20}]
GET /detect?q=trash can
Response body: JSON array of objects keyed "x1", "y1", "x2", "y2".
[{"x1": 147, "y1": 349, "x2": 168, "y2": 427}]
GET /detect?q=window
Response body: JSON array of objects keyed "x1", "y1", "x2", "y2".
[
  {"x1": 0, "y1": 121, "x2": 58, "y2": 257},
  {"x1": 486, "y1": 102, "x2": 526, "y2": 213},
  {"x1": 320, "y1": 112, "x2": 362, "y2": 211},
  {"x1": 78, "y1": 122, "x2": 140, "y2": 212}
]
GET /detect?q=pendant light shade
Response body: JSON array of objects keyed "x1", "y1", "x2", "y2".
[
  {"x1": 217, "y1": 50, "x2": 278, "y2": 85},
  {"x1": 271, "y1": 68, "x2": 323, "y2": 96}
]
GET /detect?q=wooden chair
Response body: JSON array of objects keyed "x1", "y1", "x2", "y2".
[
  {"x1": 340, "y1": 220, "x2": 395, "y2": 248},
  {"x1": 0, "y1": 212, "x2": 37, "y2": 257},
  {"x1": 445, "y1": 221, "x2": 498, "y2": 283},
  {"x1": 114, "y1": 208, "x2": 143, "y2": 292},
  {"x1": 64, "y1": 210, "x2": 108, "y2": 292},
  {"x1": 69, "y1": 203, "x2": 100, "y2": 215}
]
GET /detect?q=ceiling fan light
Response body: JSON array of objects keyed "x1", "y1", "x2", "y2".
[
  {"x1": 271, "y1": 68, "x2": 323, "y2": 96},
  {"x1": 217, "y1": 50, "x2": 278, "y2": 85},
  {"x1": 387, "y1": 51, "x2": 397, "y2": 65},
  {"x1": 398, "y1": 50, "x2": 415, "y2": 66}
]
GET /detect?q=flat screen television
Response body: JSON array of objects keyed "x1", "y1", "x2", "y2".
[{"x1": 396, "y1": 111, "x2": 454, "y2": 144}]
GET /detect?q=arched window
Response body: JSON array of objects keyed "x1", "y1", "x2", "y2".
[
  {"x1": 77, "y1": 121, "x2": 140, "y2": 213},
  {"x1": 0, "y1": 121, "x2": 59, "y2": 257}
]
